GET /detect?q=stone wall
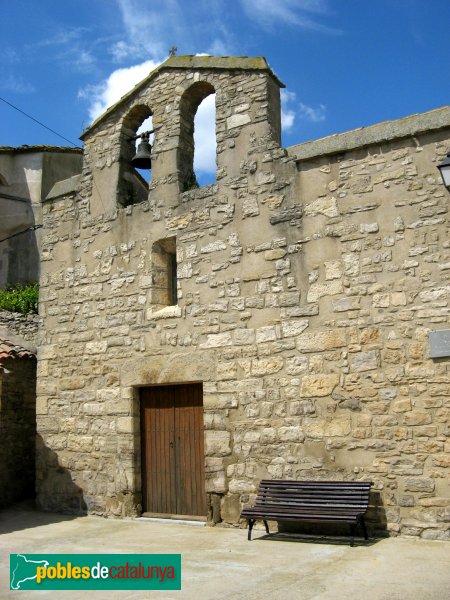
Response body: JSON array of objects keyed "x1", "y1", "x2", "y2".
[
  {"x1": 36, "y1": 57, "x2": 449, "y2": 539},
  {"x1": 0, "y1": 310, "x2": 39, "y2": 348}
]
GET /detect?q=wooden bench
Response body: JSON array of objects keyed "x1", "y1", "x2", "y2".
[{"x1": 241, "y1": 480, "x2": 372, "y2": 546}]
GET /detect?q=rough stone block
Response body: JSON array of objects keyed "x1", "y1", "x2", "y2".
[
  {"x1": 227, "y1": 114, "x2": 251, "y2": 129},
  {"x1": 281, "y1": 319, "x2": 309, "y2": 338},
  {"x1": 404, "y1": 478, "x2": 435, "y2": 493},
  {"x1": 278, "y1": 426, "x2": 305, "y2": 442},
  {"x1": 391, "y1": 398, "x2": 412, "y2": 413},
  {"x1": 264, "y1": 248, "x2": 286, "y2": 261},
  {"x1": 332, "y1": 297, "x2": 360, "y2": 312},
  {"x1": 255, "y1": 326, "x2": 277, "y2": 344},
  {"x1": 38, "y1": 345, "x2": 58, "y2": 360},
  {"x1": 233, "y1": 328, "x2": 256, "y2": 346},
  {"x1": 116, "y1": 417, "x2": 138, "y2": 434},
  {"x1": 59, "y1": 377, "x2": 86, "y2": 391},
  {"x1": 85, "y1": 341, "x2": 108, "y2": 354},
  {"x1": 297, "y1": 330, "x2": 346, "y2": 352},
  {"x1": 200, "y1": 332, "x2": 233, "y2": 348},
  {"x1": 251, "y1": 357, "x2": 284, "y2": 376},
  {"x1": 325, "y1": 260, "x2": 343, "y2": 280},
  {"x1": 304, "y1": 196, "x2": 339, "y2": 217},
  {"x1": 303, "y1": 416, "x2": 351, "y2": 438},
  {"x1": 205, "y1": 430, "x2": 231, "y2": 457},
  {"x1": 221, "y1": 494, "x2": 242, "y2": 523},
  {"x1": 300, "y1": 374, "x2": 339, "y2": 397},
  {"x1": 217, "y1": 361, "x2": 237, "y2": 381},
  {"x1": 106, "y1": 400, "x2": 131, "y2": 415},
  {"x1": 350, "y1": 350, "x2": 379, "y2": 372},
  {"x1": 83, "y1": 403, "x2": 104, "y2": 415},
  {"x1": 403, "y1": 411, "x2": 432, "y2": 426},
  {"x1": 307, "y1": 280, "x2": 343, "y2": 302}
]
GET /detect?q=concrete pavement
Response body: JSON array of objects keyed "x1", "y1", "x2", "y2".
[{"x1": 1, "y1": 504, "x2": 449, "y2": 599}]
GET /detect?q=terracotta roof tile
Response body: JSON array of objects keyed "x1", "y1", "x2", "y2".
[{"x1": 0, "y1": 338, "x2": 35, "y2": 360}]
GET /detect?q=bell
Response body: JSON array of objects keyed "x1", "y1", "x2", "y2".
[{"x1": 131, "y1": 133, "x2": 152, "y2": 169}]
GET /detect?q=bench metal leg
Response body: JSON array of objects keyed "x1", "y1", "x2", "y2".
[
  {"x1": 263, "y1": 520, "x2": 270, "y2": 535},
  {"x1": 359, "y1": 516, "x2": 368, "y2": 540},
  {"x1": 350, "y1": 524, "x2": 355, "y2": 547},
  {"x1": 247, "y1": 519, "x2": 255, "y2": 541}
]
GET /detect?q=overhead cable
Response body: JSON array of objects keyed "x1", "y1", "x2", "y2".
[
  {"x1": 0, "y1": 95, "x2": 81, "y2": 148},
  {"x1": 0, "y1": 224, "x2": 43, "y2": 245}
]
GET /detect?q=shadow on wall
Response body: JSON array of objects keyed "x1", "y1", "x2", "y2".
[
  {"x1": 367, "y1": 489, "x2": 388, "y2": 537},
  {"x1": 35, "y1": 434, "x2": 87, "y2": 516}
]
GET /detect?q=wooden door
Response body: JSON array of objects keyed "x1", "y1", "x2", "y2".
[{"x1": 140, "y1": 383, "x2": 205, "y2": 518}]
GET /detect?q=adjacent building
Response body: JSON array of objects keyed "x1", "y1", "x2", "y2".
[{"x1": 0, "y1": 145, "x2": 82, "y2": 288}]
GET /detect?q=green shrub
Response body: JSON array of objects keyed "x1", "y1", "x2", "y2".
[{"x1": 0, "y1": 283, "x2": 39, "y2": 314}]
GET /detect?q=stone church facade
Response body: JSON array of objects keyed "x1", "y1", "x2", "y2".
[{"x1": 36, "y1": 56, "x2": 449, "y2": 539}]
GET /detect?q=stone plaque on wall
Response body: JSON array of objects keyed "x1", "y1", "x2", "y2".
[{"x1": 429, "y1": 329, "x2": 450, "y2": 358}]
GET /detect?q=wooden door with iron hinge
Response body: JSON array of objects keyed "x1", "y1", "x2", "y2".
[{"x1": 140, "y1": 383, "x2": 206, "y2": 519}]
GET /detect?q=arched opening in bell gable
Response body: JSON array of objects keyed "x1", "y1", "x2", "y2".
[
  {"x1": 178, "y1": 82, "x2": 216, "y2": 191},
  {"x1": 118, "y1": 104, "x2": 154, "y2": 207}
]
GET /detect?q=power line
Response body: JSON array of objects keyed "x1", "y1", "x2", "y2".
[
  {"x1": 0, "y1": 95, "x2": 81, "y2": 148},
  {"x1": 0, "y1": 224, "x2": 43, "y2": 245}
]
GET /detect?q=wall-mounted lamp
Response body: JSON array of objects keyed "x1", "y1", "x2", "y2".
[
  {"x1": 437, "y1": 153, "x2": 450, "y2": 192},
  {"x1": 131, "y1": 129, "x2": 158, "y2": 170}
]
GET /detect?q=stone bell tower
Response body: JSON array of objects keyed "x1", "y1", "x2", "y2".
[{"x1": 79, "y1": 55, "x2": 286, "y2": 214}]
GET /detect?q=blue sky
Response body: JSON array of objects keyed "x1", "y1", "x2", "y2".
[{"x1": 1, "y1": 0, "x2": 450, "y2": 178}]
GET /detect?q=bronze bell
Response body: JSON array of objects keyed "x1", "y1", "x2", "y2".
[{"x1": 131, "y1": 132, "x2": 152, "y2": 169}]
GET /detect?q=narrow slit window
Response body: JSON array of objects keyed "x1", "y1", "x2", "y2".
[
  {"x1": 151, "y1": 237, "x2": 177, "y2": 309},
  {"x1": 169, "y1": 252, "x2": 178, "y2": 306}
]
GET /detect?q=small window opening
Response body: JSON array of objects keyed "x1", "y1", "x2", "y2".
[{"x1": 151, "y1": 237, "x2": 177, "y2": 308}]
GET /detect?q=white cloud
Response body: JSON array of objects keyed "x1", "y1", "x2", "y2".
[
  {"x1": 298, "y1": 101, "x2": 327, "y2": 122},
  {"x1": 114, "y1": 0, "x2": 238, "y2": 61},
  {"x1": 27, "y1": 27, "x2": 99, "y2": 73},
  {"x1": 116, "y1": 0, "x2": 187, "y2": 59},
  {"x1": 75, "y1": 51, "x2": 96, "y2": 70},
  {"x1": 240, "y1": 0, "x2": 340, "y2": 34},
  {"x1": 79, "y1": 59, "x2": 162, "y2": 121},
  {"x1": 279, "y1": 90, "x2": 327, "y2": 130},
  {"x1": 207, "y1": 39, "x2": 231, "y2": 56},
  {"x1": 281, "y1": 90, "x2": 297, "y2": 132},
  {"x1": 1, "y1": 75, "x2": 36, "y2": 94},
  {"x1": 109, "y1": 40, "x2": 142, "y2": 62}
]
